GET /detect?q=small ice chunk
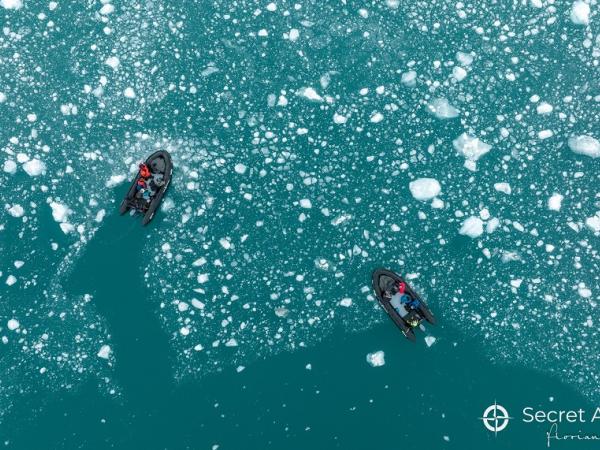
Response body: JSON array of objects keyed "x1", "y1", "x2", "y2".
[
  {"x1": 49, "y1": 202, "x2": 71, "y2": 223},
  {"x1": 299, "y1": 198, "x2": 312, "y2": 209},
  {"x1": 453, "y1": 133, "x2": 492, "y2": 161},
  {"x1": 548, "y1": 194, "x2": 563, "y2": 211},
  {"x1": 219, "y1": 238, "x2": 232, "y2": 249},
  {"x1": 370, "y1": 112, "x2": 384, "y2": 123},
  {"x1": 452, "y1": 66, "x2": 467, "y2": 81},
  {"x1": 1, "y1": 0, "x2": 23, "y2": 9},
  {"x1": 585, "y1": 214, "x2": 600, "y2": 233},
  {"x1": 97, "y1": 345, "x2": 111, "y2": 359},
  {"x1": 538, "y1": 129, "x2": 553, "y2": 140},
  {"x1": 105, "y1": 174, "x2": 126, "y2": 187},
  {"x1": 234, "y1": 163, "x2": 247, "y2": 174},
  {"x1": 7, "y1": 204, "x2": 24, "y2": 218},
  {"x1": 578, "y1": 286, "x2": 592, "y2": 298},
  {"x1": 225, "y1": 338, "x2": 238, "y2": 347},
  {"x1": 7, "y1": 319, "x2": 20, "y2": 330},
  {"x1": 401, "y1": 70, "x2": 417, "y2": 87},
  {"x1": 366, "y1": 351, "x2": 385, "y2": 367},
  {"x1": 409, "y1": 178, "x2": 441, "y2": 201},
  {"x1": 22, "y1": 159, "x2": 46, "y2": 176},
  {"x1": 536, "y1": 102, "x2": 553, "y2": 114},
  {"x1": 427, "y1": 98, "x2": 459, "y2": 119},
  {"x1": 425, "y1": 336, "x2": 437, "y2": 347},
  {"x1": 197, "y1": 273, "x2": 209, "y2": 283},
  {"x1": 191, "y1": 299, "x2": 205, "y2": 309},
  {"x1": 99, "y1": 3, "x2": 114, "y2": 15},
  {"x1": 123, "y1": 87, "x2": 136, "y2": 98},
  {"x1": 570, "y1": 1, "x2": 590, "y2": 25},
  {"x1": 459, "y1": 216, "x2": 484, "y2": 238},
  {"x1": 568, "y1": 135, "x2": 600, "y2": 158},
  {"x1": 339, "y1": 298, "x2": 352, "y2": 307},
  {"x1": 6, "y1": 275, "x2": 17, "y2": 286},
  {"x1": 288, "y1": 28, "x2": 300, "y2": 42},
  {"x1": 3, "y1": 160, "x2": 17, "y2": 174},
  {"x1": 333, "y1": 113, "x2": 348, "y2": 124},
  {"x1": 494, "y1": 182, "x2": 512, "y2": 194},
  {"x1": 105, "y1": 56, "x2": 120, "y2": 69},
  {"x1": 456, "y1": 51, "x2": 473, "y2": 66},
  {"x1": 296, "y1": 87, "x2": 323, "y2": 102}
]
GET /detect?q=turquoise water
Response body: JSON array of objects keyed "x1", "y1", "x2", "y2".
[{"x1": 1, "y1": 0, "x2": 599, "y2": 448}]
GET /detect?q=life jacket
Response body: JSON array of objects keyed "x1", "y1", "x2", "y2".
[
  {"x1": 137, "y1": 178, "x2": 146, "y2": 188},
  {"x1": 139, "y1": 164, "x2": 151, "y2": 178},
  {"x1": 398, "y1": 281, "x2": 406, "y2": 294}
]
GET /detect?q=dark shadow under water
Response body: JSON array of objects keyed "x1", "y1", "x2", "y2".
[{"x1": 5, "y1": 192, "x2": 597, "y2": 450}]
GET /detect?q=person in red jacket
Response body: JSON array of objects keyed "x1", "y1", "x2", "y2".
[{"x1": 139, "y1": 163, "x2": 151, "y2": 178}]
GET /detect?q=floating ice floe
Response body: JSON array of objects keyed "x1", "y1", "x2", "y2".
[
  {"x1": 7, "y1": 318, "x2": 20, "y2": 330},
  {"x1": 452, "y1": 133, "x2": 492, "y2": 161},
  {"x1": 105, "y1": 56, "x2": 120, "y2": 69},
  {"x1": 409, "y1": 178, "x2": 441, "y2": 201},
  {"x1": 333, "y1": 113, "x2": 348, "y2": 124},
  {"x1": 49, "y1": 201, "x2": 74, "y2": 234},
  {"x1": 296, "y1": 87, "x2": 323, "y2": 102},
  {"x1": 568, "y1": 135, "x2": 600, "y2": 158},
  {"x1": 548, "y1": 194, "x2": 564, "y2": 211},
  {"x1": 123, "y1": 87, "x2": 136, "y2": 98},
  {"x1": 459, "y1": 216, "x2": 484, "y2": 238},
  {"x1": 585, "y1": 214, "x2": 600, "y2": 233},
  {"x1": 536, "y1": 102, "x2": 553, "y2": 114},
  {"x1": 0, "y1": 0, "x2": 22, "y2": 10},
  {"x1": 7, "y1": 204, "x2": 24, "y2": 218},
  {"x1": 97, "y1": 345, "x2": 111, "y2": 359},
  {"x1": 6, "y1": 275, "x2": 17, "y2": 286},
  {"x1": 105, "y1": 174, "x2": 126, "y2": 187},
  {"x1": 427, "y1": 98, "x2": 459, "y2": 119},
  {"x1": 339, "y1": 298, "x2": 352, "y2": 307},
  {"x1": 234, "y1": 163, "x2": 247, "y2": 174},
  {"x1": 570, "y1": 1, "x2": 590, "y2": 25},
  {"x1": 494, "y1": 182, "x2": 512, "y2": 195},
  {"x1": 3, "y1": 160, "x2": 17, "y2": 174},
  {"x1": 366, "y1": 351, "x2": 385, "y2": 367},
  {"x1": 370, "y1": 112, "x2": 384, "y2": 123},
  {"x1": 401, "y1": 70, "x2": 417, "y2": 87},
  {"x1": 22, "y1": 159, "x2": 46, "y2": 176},
  {"x1": 425, "y1": 336, "x2": 436, "y2": 347}
]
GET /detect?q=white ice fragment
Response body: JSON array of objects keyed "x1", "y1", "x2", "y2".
[
  {"x1": 536, "y1": 102, "x2": 553, "y2": 114},
  {"x1": 409, "y1": 178, "x2": 441, "y2": 201},
  {"x1": 225, "y1": 338, "x2": 238, "y2": 347},
  {"x1": 99, "y1": 3, "x2": 114, "y2": 15},
  {"x1": 7, "y1": 204, "x2": 24, "y2": 218},
  {"x1": 511, "y1": 279, "x2": 523, "y2": 288},
  {"x1": 548, "y1": 194, "x2": 563, "y2": 211},
  {"x1": 459, "y1": 216, "x2": 484, "y2": 238},
  {"x1": 401, "y1": 70, "x2": 417, "y2": 87},
  {"x1": 425, "y1": 336, "x2": 437, "y2": 347},
  {"x1": 296, "y1": 87, "x2": 323, "y2": 102},
  {"x1": 219, "y1": 238, "x2": 232, "y2": 249},
  {"x1": 452, "y1": 133, "x2": 492, "y2": 161},
  {"x1": 3, "y1": 160, "x2": 17, "y2": 174},
  {"x1": 452, "y1": 66, "x2": 467, "y2": 81},
  {"x1": 299, "y1": 198, "x2": 312, "y2": 209},
  {"x1": 366, "y1": 351, "x2": 385, "y2": 367},
  {"x1": 538, "y1": 129, "x2": 553, "y2": 139},
  {"x1": 494, "y1": 182, "x2": 512, "y2": 194},
  {"x1": 180, "y1": 327, "x2": 190, "y2": 336},
  {"x1": 486, "y1": 217, "x2": 500, "y2": 234},
  {"x1": 456, "y1": 51, "x2": 473, "y2": 66},
  {"x1": 105, "y1": 174, "x2": 126, "y2": 187},
  {"x1": 191, "y1": 299, "x2": 205, "y2": 310},
  {"x1": 234, "y1": 163, "x2": 247, "y2": 174},
  {"x1": 49, "y1": 202, "x2": 71, "y2": 223},
  {"x1": 105, "y1": 56, "x2": 120, "y2": 69},
  {"x1": 570, "y1": 1, "x2": 590, "y2": 25},
  {"x1": 123, "y1": 87, "x2": 136, "y2": 98},
  {"x1": 197, "y1": 273, "x2": 209, "y2": 283},
  {"x1": 192, "y1": 257, "x2": 206, "y2": 267},
  {"x1": 6, "y1": 275, "x2": 17, "y2": 286},
  {"x1": 266, "y1": 2, "x2": 277, "y2": 11},
  {"x1": 22, "y1": 159, "x2": 46, "y2": 176},
  {"x1": 333, "y1": 113, "x2": 348, "y2": 124},
  {"x1": 1, "y1": 0, "x2": 22, "y2": 9},
  {"x1": 7, "y1": 318, "x2": 20, "y2": 330},
  {"x1": 427, "y1": 98, "x2": 459, "y2": 119},
  {"x1": 288, "y1": 28, "x2": 300, "y2": 42},
  {"x1": 568, "y1": 135, "x2": 600, "y2": 158},
  {"x1": 97, "y1": 345, "x2": 111, "y2": 359},
  {"x1": 370, "y1": 112, "x2": 384, "y2": 123},
  {"x1": 578, "y1": 286, "x2": 592, "y2": 298},
  {"x1": 585, "y1": 214, "x2": 600, "y2": 233},
  {"x1": 339, "y1": 298, "x2": 352, "y2": 307}
]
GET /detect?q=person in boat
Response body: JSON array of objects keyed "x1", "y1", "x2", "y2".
[{"x1": 139, "y1": 163, "x2": 151, "y2": 178}]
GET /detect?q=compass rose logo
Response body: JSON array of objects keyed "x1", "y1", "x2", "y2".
[{"x1": 480, "y1": 401, "x2": 512, "y2": 435}]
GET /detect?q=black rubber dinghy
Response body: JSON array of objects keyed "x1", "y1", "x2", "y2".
[
  {"x1": 371, "y1": 268, "x2": 436, "y2": 342},
  {"x1": 119, "y1": 150, "x2": 173, "y2": 225}
]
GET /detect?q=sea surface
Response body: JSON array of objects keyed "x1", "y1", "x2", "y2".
[{"x1": 1, "y1": 0, "x2": 599, "y2": 448}]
